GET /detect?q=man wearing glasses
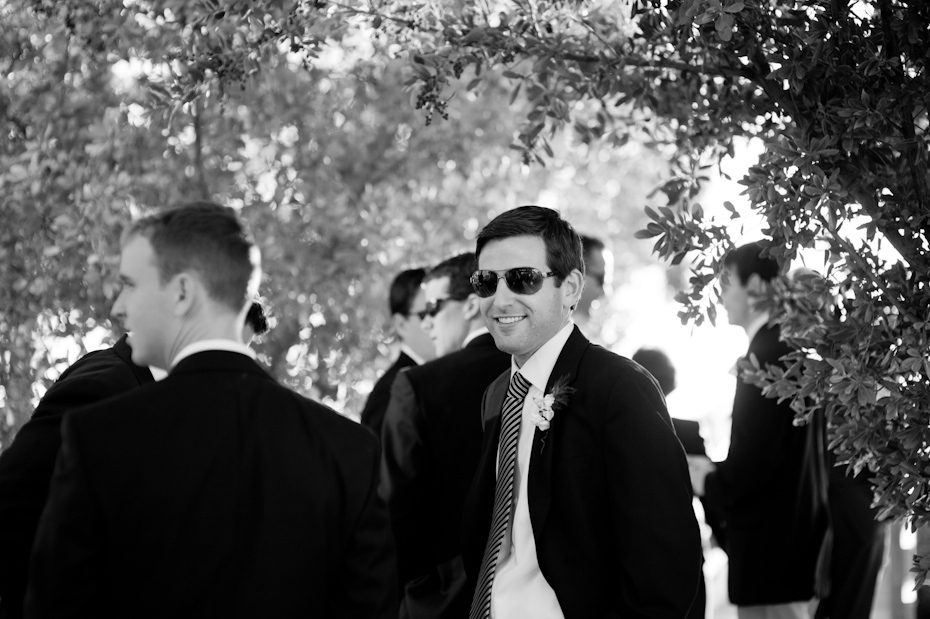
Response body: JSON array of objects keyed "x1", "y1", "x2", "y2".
[
  {"x1": 462, "y1": 206, "x2": 702, "y2": 619},
  {"x1": 361, "y1": 268, "x2": 436, "y2": 438},
  {"x1": 380, "y1": 252, "x2": 510, "y2": 619}
]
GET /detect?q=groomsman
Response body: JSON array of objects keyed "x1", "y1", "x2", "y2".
[
  {"x1": 25, "y1": 203, "x2": 396, "y2": 618},
  {"x1": 0, "y1": 335, "x2": 154, "y2": 619},
  {"x1": 361, "y1": 267, "x2": 435, "y2": 437},
  {"x1": 380, "y1": 252, "x2": 510, "y2": 618},
  {"x1": 688, "y1": 241, "x2": 821, "y2": 619},
  {"x1": 463, "y1": 206, "x2": 702, "y2": 619}
]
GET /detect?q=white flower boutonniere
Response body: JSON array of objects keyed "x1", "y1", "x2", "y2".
[
  {"x1": 530, "y1": 393, "x2": 557, "y2": 431},
  {"x1": 529, "y1": 375, "x2": 575, "y2": 434}
]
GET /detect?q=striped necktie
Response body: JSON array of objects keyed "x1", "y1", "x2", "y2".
[{"x1": 469, "y1": 371, "x2": 532, "y2": 619}]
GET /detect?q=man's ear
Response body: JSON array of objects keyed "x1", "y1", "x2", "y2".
[
  {"x1": 462, "y1": 293, "x2": 481, "y2": 321},
  {"x1": 561, "y1": 269, "x2": 584, "y2": 310},
  {"x1": 172, "y1": 272, "x2": 197, "y2": 316},
  {"x1": 746, "y1": 273, "x2": 765, "y2": 293},
  {"x1": 390, "y1": 312, "x2": 407, "y2": 335}
]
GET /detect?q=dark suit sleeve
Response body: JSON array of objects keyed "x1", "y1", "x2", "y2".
[
  {"x1": 24, "y1": 413, "x2": 104, "y2": 619},
  {"x1": 379, "y1": 370, "x2": 430, "y2": 586},
  {"x1": 330, "y1": 433, "x2": 399, "y2": 619},
  {"x1": 604, "y1": 372, "x2": 702, "y2": 618},
  {"x1": 0, "y1": 364, "x2": 124, "y2": 617},
  {"x1": 703, "y1": 353, "x2": 793, "y2": 511}
]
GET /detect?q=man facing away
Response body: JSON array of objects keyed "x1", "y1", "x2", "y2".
[
  {"x1": 463, "y1": 206, "x2": 702, "y2": 619},
  {"x1": 380, "y1": 252, "x2": 510, "y2": 618},
  {"x1": 361, "y1": 267, "x2": 436, "y2": 438},
  {"x1": 688, "y1": 241, "x2": 821, "y2": 619},
  {"x1": 25, "y1": 202, "x2": 397, "y2": 618}
]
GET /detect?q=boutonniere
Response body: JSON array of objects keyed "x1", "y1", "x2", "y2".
[{"x1": 530, "y1": 375, "x2": 574, "y2": 446}]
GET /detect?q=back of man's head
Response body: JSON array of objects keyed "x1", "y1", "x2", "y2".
[
  {"x1": 126, "y1": 202, "x2": 260, "y2": 313},
  {"x1": 389, "y1": 268, "x2": 427, "y2": 317},
  {"x1": 632, "y1": 348, "x2": 676, "y2": 396},
  {"x1": 475, "y1": 205, "x2": 584, "y2": 285},
  {"x1": 723, "y1": 240, "x2": 781, "y2": 286},
  {"x1": 425, "y1": 252, "x2": 477, "y2": 298}
]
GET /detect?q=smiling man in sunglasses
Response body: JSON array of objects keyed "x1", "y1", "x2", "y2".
[
  {"x1": 462, "y1": 205, "x2": 702, "y2": 619},
  {"x1": 380, "y1": 252, "x2": 510, "y2": 618}
]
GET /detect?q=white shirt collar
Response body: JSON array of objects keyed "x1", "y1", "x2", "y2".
[
  {"x1": 149, "y1": 366, "x2": 168, "y2": 381},
  {"x1": 745, "y1": 313, "x2": 770, "y2": 344},
  {"x1": 511, "y1": 321, "x2": 574, "y2": 393},
  {"x1": 462, "y1": 326, "x2": 490, "y2": 348},
  {"x1": 170, "y1": 339, "x2": 256, "y2": 369},
  {"x1": 400, "y1": 343, "x2": 426, "y2": 366}
]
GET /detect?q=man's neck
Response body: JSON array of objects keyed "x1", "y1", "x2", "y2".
[
  {"x1": 164, "y1": 314, "x2": 244, "y2": 369},
  {"x1": 743, "y1": 312, "x2": 770, "y2": 343}
]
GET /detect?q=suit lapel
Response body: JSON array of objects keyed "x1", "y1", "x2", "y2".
[{"x1": 527, "y1": 326, "x2": 589, "y2": 536}]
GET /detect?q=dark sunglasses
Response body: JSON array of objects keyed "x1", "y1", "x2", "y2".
[
  {"x1": 416, "y1": 297, "x2": 459, "y2": 320},
  {"x1": 470, "y1": 268, "x2": 556, "y2": 298}
]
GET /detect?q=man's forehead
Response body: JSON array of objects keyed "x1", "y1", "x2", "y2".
[
  {"x1": 478, "y1": 235, "x2": 547, "y2": 268},
  {"x1": 409, "y1": 288, "x2": 427, "y2": 310},
  {"x1": 422, "y1": 275, "x2": 450, "y2": 298}
]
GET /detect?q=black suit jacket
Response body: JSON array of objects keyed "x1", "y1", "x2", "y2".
[
  {"x1": 361, "y1": 351, "x2": 417, "y2": 438},
  {"x1": 380, "y1": 333, "x2": 510, "y2": 618},
  {"x1": 463, "y1": 327, "x2": 702, "y2": 618},
  {"x1": 0, "y1": 335, "x2": 153, "y2": 619},
  {"x1": 702, "y1": 323, "x2": 821, "y2": 605},
  {"x1": 25, "y1": 351, "x2": 397, "y2": 619}
]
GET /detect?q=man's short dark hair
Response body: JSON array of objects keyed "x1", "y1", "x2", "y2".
[
  {"x1": 475, "y1": 205, "x2": 584, "y2": 284},
  {"x1": 245, "y1": 299, "x2": 269, "y2": 336},
  {"x1": 425, "y1": 253, "x2": 476, "y2": 300},
  {"x1": 126, "y1": 202, "x2": 259, "y2": 312},
  {"x1": 723, "y1": 240, "x2": 781, "y2": 286},
  {"x1": 632, "y1": 348, "x2": 676, "y2": 396},
  {"x1": 389, "y1": 268, "x2": 426, "y2": 316}
]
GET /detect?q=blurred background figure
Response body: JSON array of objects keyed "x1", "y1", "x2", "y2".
[
  {"x1": 574, "y1": 234, "x2": 612, "y2": 337},
  {"x1": 361, "y1": 268, "x2": 435, "y2": 438},
  {"x1": 632, "y1": 346, "x2": 707, "y2": 619},
  {"x1": 243, "y1": 298, "x2": 270, "y2": 344},
  {"x1": 787, "y1": 268, "x2": 887, "y2": 619},
  {"x1": 688, "y1": 241, "x2": 822, "y2": 619}
]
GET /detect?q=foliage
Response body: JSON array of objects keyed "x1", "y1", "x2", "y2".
[{"x1": 0, "y1": 0, "x2": 664, "y2": 449}]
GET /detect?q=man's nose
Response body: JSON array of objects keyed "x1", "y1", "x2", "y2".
[
  {"x1": 110, "y1": 293, "x2": 125, "y2": 323},
  {"x1": 490, "y1": 277, "x2": 517, "y2": 305}
]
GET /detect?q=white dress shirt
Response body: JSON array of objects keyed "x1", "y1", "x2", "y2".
[
  {"x1": 491, "y1": 321, "x2": 574, "y2": 619},
  {"x1": 399, "y1": 343, "x2": 427, "y2": 366},
  {"x1": 170, "y1": 339, "x2": 256, "y2": 370}
]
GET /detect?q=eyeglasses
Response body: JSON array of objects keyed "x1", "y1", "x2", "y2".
[
  {"x1": 469, "y1": 268, "x2": 556, "y2": 298},
  {"x1": 416, "y1": 297, "x2": 458, "y2": 320}
]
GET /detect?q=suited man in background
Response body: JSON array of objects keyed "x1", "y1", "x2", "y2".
[
  {"x1": 26, "y1": 202, "x2": 396, "y2": 618},
  {"x1": 0, "y1": 335, "x2": 153, "y2": 619},
  {"x1": 463, "y1": 206, "x2": 702, "y2": 619},
  {"x1": 380, "y1": 252, "x2": 510, "y2": 618},
  {"x1": 689, "y1": 241, "x2": 821, "y2": 619},
  {"x1": 361, "y1": 268, "x2": 435, "y2": 437}
]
